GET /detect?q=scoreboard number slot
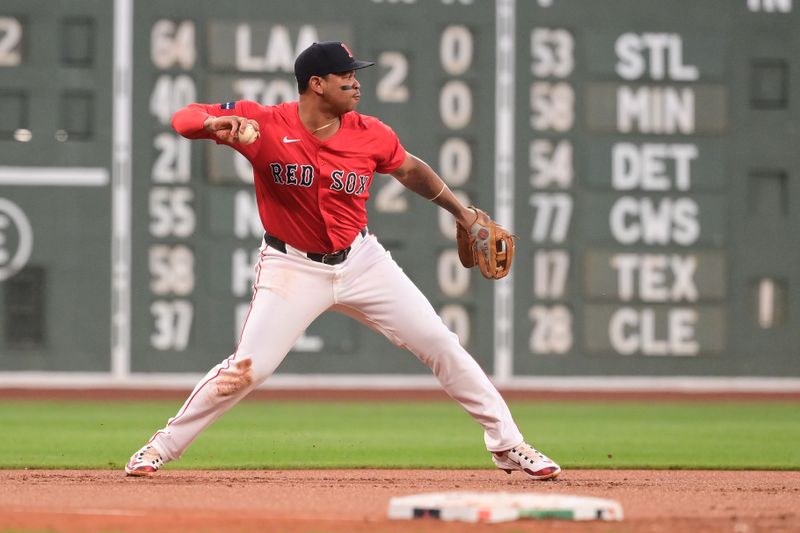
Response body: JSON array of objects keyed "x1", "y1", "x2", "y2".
[{"x1": 0, "y1": 17, "x2": 22, "y2": 66}]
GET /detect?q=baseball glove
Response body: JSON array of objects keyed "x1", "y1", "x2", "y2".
[{"x1": 456, "y1": 206, "x2": 516, "y2": 280}]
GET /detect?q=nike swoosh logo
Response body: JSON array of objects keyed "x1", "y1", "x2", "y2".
[{"x1": 282, "y1": 136, "x2": 301, "y2": 143}]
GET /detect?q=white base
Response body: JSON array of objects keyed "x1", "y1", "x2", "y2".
[{"x1": 388, "y1": 491, "x2": 623, "y2": 523}]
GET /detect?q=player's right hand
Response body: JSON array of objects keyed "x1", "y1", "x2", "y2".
[{"x1": 203, "y1": 116, "x2": 260, "y2": 144}]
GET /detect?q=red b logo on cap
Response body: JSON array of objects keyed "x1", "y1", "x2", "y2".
[{"x1": 340, "y1": 43, "x2": 354, "y2": 58}]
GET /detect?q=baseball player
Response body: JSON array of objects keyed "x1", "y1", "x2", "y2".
[{"x1": 125, "y1": 41, "x2": 560, "y2": 481}]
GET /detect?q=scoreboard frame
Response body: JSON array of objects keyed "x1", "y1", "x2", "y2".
[{"x1": 0, "y1": 0, "x2": 798, "y2": 391}]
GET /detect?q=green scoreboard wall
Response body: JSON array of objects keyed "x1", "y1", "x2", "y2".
[{"x1": 0, "y1": 0, "x2": 797, "y2": 381}]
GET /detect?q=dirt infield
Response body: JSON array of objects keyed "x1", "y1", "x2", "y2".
[{"x1": 1, "y1": 469, "x2": 798, "y2": 533}]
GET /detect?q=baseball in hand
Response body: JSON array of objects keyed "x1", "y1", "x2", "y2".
[{"x1": 238, "y1": 123, "x2": 259, "y2": 144}]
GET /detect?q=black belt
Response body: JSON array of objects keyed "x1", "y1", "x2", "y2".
[{"x1": 264, "y1": 227, "x2": 367, "y2": 265}]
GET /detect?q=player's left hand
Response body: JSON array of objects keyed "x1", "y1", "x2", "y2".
[{"x1": 456, "y1": 206, "x2": 516, "y2": 280}]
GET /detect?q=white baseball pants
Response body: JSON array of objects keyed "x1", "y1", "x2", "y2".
[{"x1": 148, "y1": 232, "x2": 524, "y2": 461}]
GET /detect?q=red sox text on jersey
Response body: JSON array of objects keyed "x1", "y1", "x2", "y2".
[{"x1": 268, "y1": 163, "x2": 369, "y2": 197}]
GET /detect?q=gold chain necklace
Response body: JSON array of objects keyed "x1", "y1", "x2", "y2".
[{"x1": 311, "y1": 118, "x2": 339, "y2": 134}]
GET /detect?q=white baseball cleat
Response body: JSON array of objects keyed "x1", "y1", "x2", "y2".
[
  {"x1": 492, "y1": 442, "x2": 561, "y2": 480},
  {"x1": 125, "y1": 444, "x2": 164, "y2": 477}
]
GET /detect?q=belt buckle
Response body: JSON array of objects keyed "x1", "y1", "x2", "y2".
[{"x1": 321, "y1": 247, "x2": 349, "y2": 265}]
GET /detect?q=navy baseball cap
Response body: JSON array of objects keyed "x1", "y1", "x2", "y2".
[{"x1": 294, "y1": 41, "x2": 375, "y2": 86}]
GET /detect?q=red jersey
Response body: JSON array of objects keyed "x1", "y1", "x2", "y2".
[{"x1": 172, "y1": 101, "x2": 407, "y2": 253}]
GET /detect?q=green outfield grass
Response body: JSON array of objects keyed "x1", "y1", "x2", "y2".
[{"x1": 0, "y1": 399, "x2": 797, "y2": 470}]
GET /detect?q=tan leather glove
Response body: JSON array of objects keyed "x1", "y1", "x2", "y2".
[{"x1": 456, "y1": 206, "x2": 516, "y2": 280}]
